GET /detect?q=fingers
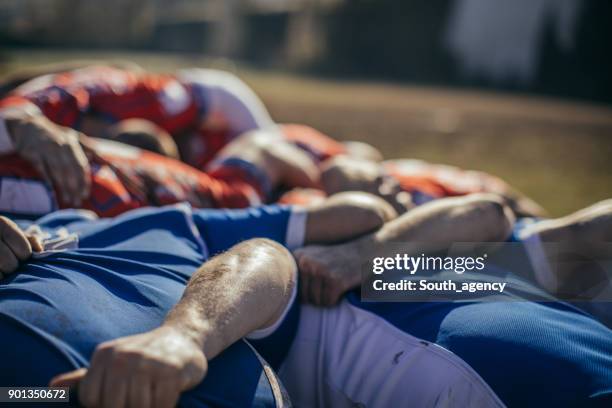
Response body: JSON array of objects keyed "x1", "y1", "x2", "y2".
[
  {"x1": 300, "y1": 269, "x2": 311, "y2": 304},
  {"x1": 53, "y1": 366, "x2": 159, "y2": 408},
  {"x1": 295, "y1": 246, "x2": 350, "y2": 307},
  {"x1": 58, "y1": 145, "x2": 80, "y2": 204},
  {"x1": 301, "y1": 269, "x2": 341, "y2": 306},
  {"x1": 0, "y1": 217, "x2": 32, "y2": 277},
  {"x1": 56, "y1": 326, "x2": 206, "y2": 407},
  {"x1": 49, "y1": 368, "x2": 87, "y2": 388},
  {"x1": 27, "y1": 235, "x2": 44, "y2": 253},
  {"x1": 0, "y1": 245, "x2": 18, "y2": 278},
  {"x1": 297, "y1": 251, "x2": 340, "y2": 307},
  {"x1": 69, "y1": 133, "x2": 92, "y2": 201},
  {"x1": 78, "y1": 346, "x2": 109, "y2": 408},
  {"x1": 19, "y1": 129, "x2": 91, "y2": 207},
  {"x1": 26, "y1": 153, "x2": 54, "y2": 189},
  {"x1": 1, "y1": 217, "x2": 32, "y2": 261},
  {"x1": 48, "y1": 142, "x2": 89, "y2": 206},
  {"x1": 322, "y1": 282, "x2": 342, "y2": 307},
  {"x1": 128, "y1": 375, "x2": 150, "y2": 408},
  {"x1": 296, "y1": 252, "x2": 311, "y2": 303},
  {"x1": 102, "y1": 365, "x2": 128, "y2": 408},
  {"x1": 153, "y1": 380, "x2": 180, "y2": 408},
  {"x1": 49, "y1": 366, "x2": 171, "y2": 408}
]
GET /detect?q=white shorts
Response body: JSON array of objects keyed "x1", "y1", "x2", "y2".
[{"x1": 278, "y1": 300, "x2": 505, "y2": 408}]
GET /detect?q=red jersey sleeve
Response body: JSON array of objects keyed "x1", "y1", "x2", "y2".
[{"x1": 0, "y1": 76, "x2": 87, "y2": 128}]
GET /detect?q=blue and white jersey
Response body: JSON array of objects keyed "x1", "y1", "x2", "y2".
[
  {"x1": 0, "y1": 204, "x2": 304, "y2": 407},
  {"x1": 324, "y1": 220, "x2": 612, "y2": 406},
  {"x1": 344, "y1": 284, "x2": 612, "y2": 407}
]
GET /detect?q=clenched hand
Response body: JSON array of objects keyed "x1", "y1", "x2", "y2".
[
  {"x1": 294, "y1": 244, "x2": 361, "y2": 307},
  {"x1": 50, "y1": 326, "x2": 207, "y2": 408},
  {"x1": 8, "y1": 115, "x2": 91, "y2": 206},
  {"x1": 0, "y1": 216, "x2": 42, "y2": 278}
]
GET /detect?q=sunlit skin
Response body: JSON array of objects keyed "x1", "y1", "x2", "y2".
[{"x1": 43, "y1": 193, "x2": 393, "y2": 408}]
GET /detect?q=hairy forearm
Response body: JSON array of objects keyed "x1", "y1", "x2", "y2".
[
  {"x1": 354, "y1": 194, "x2": 515, "y2": 258},
  {"x1": 301, "y1": 193, "x2": 512, "y2": 250},
  {"x1": 163, "y1": 238, "x2": 297, "y2": 360},
  {"x1": 49, "y1": 239, "x2": 296, "y2": 405},
  {"x1": 293, "y1": 194, "x2": 516, "y2": 305}
]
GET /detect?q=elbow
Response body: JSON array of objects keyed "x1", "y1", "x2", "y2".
[
  {"x1": 240, "y1": 238, "x2": 297, "y2": 292},
  {"x1": 240, "y1": 239, "x2": 297, "y2": 328},
  {"x1": 332, "y1": 191, "x2": 398, "y2": 227},
  {"x1": 307, "y1": 192, "x2": 397, "y2": 243}
]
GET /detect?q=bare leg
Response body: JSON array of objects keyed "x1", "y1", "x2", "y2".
[{"x1": 295, "y1": 193, "x2": 515, "y2": 305}]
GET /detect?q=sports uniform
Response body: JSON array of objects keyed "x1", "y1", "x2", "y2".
[
  {"x1": 2, "y1": 205, "x2": 610, "y2": 406},
  {"x1": 270, "y1": 218, "x2": 612, "y2": 407},
  {"x1": 270, "y1": 125, "x2": 516, "y2": 207},
  {"x1": 0, "y1": 138, "x2": 269, "y2": 218},
  {"x1": 0, "y1": 67, "x2": 300, "y2": 218},
  {"x1": 272, "y1": 274, "x2": 611, "y2": 407},
  {"x1": 0, "y1": 204, "x2": 305, "y2": 407},
  {"x1": 0, "y1": 66, "x2": 275, "y2": 169},
  {"x1": 0, "y1": 66, "x2": 513, "y2": 218}
]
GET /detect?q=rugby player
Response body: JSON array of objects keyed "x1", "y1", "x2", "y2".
[
  {"x1": 3, "y1": 192, "x2": 610, "y2": 407},
  {"x1": 0, "y1": 190, "x2": 395, "y2": 407},
  {"x1": 0, "y1": 104, "x2": 538, "y2": 222},
  {"x1": 0, "y1": 64, "x2": 317, "y2": 209},
  {"x1": 0, "y1": 115, "x2": 319, "y2": 217},
  {"x1": 0, "y1": 64, "x2": 544, "y2": 219},
  {"x1": 281, "y1": 152, "x2": 546, "y2": 218},
  {"x1": 285, "y1": 196, "x2": 612, "y2": 407}
]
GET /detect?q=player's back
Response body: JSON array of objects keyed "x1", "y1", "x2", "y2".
[{"x1": 5, "y1": 65, "x2": 198, "y2": 133}]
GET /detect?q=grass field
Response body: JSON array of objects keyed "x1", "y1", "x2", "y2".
[{"x1": 1, "y1": 49, "x2": 610, "y2": 216}]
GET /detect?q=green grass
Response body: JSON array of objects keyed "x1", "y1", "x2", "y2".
[{"x1": 2, "y1": 49, "x2": 611, "y2": 216}]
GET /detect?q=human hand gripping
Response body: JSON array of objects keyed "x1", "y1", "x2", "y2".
[
  {"x1": 8, "y1": 115, "x2": 91, "y2": 206},
  {"x1": 0, "y1": 216, "x2": 42, "y2": 278},
  {"x1": 50, "y1": 326, "x2": 207, "y2": 408}
]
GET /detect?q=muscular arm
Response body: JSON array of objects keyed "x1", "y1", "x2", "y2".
[
  {"x1": 166, "y1": 238, "x2": 296, "y2": 360},
  {"x1": 295, "y1": 193, "x2": 515, "y2": 305},
  {"x1": 365, "y1": 193, "x2": 514, "y2": 248},
  {"x1": 51, "y1": 238, "x2": 297, "y2": 408}
]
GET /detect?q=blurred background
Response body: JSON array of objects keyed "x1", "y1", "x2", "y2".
[{"x1": 0, "y1": 0, "x2": 610, "y2": 216}]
